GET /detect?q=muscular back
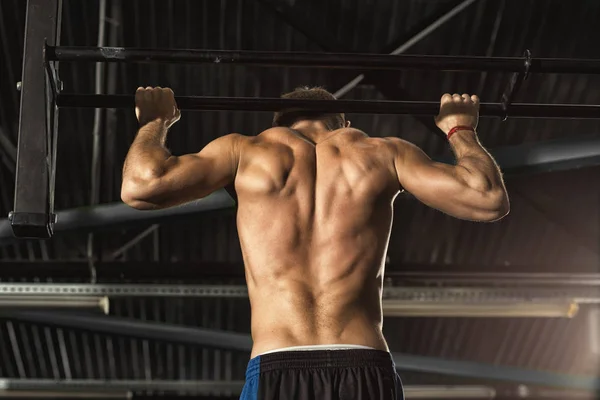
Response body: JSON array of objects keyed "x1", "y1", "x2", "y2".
[{"x1": 235, "y1": 128, "x2": 400, "y2": 356}]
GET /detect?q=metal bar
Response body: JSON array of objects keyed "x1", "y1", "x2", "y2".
[
  {"x1": 0, "y1": 284, "x2": 597, "y2": 304},
  {"x1": 0, "y1": 284, "x2": 249, "y2": 298},
  {"x1": 55, "y1": 95, "x2": 600, "y2": 119},
  {"x1": 383, "y1": 301, "x2": 578, "y2": 318},
  {"x1": 0, "y1": 189, "x2": 235, "y2": 240},
  {"x1": 334, "y1": 0, "x2": 480, "y2": 98},
  {"x1": 11, "y1": 0, "x2": 62, "y2": 239},
  {"x1": 47, "y1": 46, "x2": 600, "y2": 74},
  {"x1": 393, "y1": 353, "x2": 600, "y2": 391}
]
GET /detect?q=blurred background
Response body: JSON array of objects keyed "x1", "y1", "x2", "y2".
[{"x1": 0, "y1": 0, "x2": 599, "y2": 399}]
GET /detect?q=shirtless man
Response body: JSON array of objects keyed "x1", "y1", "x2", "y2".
[{"x1": 121, "y1": 86, "x2": 509, "y2": 400}]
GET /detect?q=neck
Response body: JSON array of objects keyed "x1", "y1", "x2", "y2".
[{"x1": 290, "y1": 120, "x2": 338, "y2": 144}]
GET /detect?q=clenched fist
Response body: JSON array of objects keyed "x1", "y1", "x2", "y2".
[
  {"x1": 434, "y1": 93, "x2": 479, "y2": 136},
  {"x1": 135, "y1": 87, "x2": 181, "y2": 128}
]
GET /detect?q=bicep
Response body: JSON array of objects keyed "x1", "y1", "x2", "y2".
[
  {"x1": 166, "y1": 133, "x2": 242, "y2": 193},
  {"x1": 393, "y1": 139, "x2": 498, "y2": 221},
  {"x1": 133, "y1": 133, "x2": 242, "y2": 208}
]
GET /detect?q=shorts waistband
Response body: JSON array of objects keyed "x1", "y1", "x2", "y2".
[
  {"x1": 260, "y1": 344, "x2": 375, "y2": 355},
  {"x1": 245, "y1": 349, "x2": 396, "y2": 380}
]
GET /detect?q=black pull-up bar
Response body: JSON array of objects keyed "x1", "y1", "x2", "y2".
[
  {"x1": 47, "y1": 46, "x2": 600, "y2": 74},
  {"x1": 55, "y1": 94, "x2": 600, "y2": 119}
]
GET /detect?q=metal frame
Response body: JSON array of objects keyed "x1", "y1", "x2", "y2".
[
  {"x1": 11, "y1": 0, "x2": 62, "y2": 239},
  {"x1": 11, "y1": 0, "x2": 600, "y2": 238}
]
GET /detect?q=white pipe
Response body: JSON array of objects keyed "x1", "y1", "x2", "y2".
[
  {"x1": 0, "y1": 296, "x2": 109, "y2": 314},
  {"x1": 383, "y1": 301, "x2": 579, "y2": 318}
]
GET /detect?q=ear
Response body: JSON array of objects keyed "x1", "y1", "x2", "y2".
[{"x1": 345, "y1": 120, "x2": 351, "y2": 128}]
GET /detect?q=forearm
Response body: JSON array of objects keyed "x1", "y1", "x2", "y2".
[
  {"x1": 449, "y1": 130, "x2": 505, "y2": 193},
  {"x1": 123, "y1": 119, "x2": 171, "y2": 180}
]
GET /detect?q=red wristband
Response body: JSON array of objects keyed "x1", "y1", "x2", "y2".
[{"x1": 447, "y1": 125, "x2": 475, "y2": 140}]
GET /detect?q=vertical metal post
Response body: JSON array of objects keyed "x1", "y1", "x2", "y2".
[{"x1": 11, "y1": 0, "x2": 62, "y2": 238}]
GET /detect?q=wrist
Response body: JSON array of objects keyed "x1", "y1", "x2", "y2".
[
  {"x1": 447, "y1": 125, "x2": 475, "y2": 140},
  {"x1": 139, "y1": 117, "x2": 169, "y2": 128},
  {"x1": 137, "y1": 118, "x2": 169, "y2": 145}
]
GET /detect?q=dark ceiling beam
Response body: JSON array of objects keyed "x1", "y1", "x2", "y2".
[
  {"x1": 0, "y1": 261, "x2": 598, "y2": 281},
  {"x1": 0, "y1": 311, "x2": 253, "y2": 351},
  {"x1": 0, "y1": 189, "x2": 235, "y2": 242},
  {"x1": 2, "y1": 311, "x2": 598, "y2": 391},
  {"x1": 392, "y1": 352, "x2": 600, "y2": 392},
  {"x1": 438, "y1": 134, "x2": 600, "y2": 176}
]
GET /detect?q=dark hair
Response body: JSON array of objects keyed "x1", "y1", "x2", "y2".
[{"x1": 272, "y1": 86, "x2": 345, "y2": 131}]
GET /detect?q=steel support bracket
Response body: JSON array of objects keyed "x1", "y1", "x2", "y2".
[{"x1": 501, "y1": 49, "x2": 532, "y2": 121}]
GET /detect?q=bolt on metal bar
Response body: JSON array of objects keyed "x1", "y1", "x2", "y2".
[
  {"x1": 55, "y1": 94, "x2": 600, "y2": 119},
  {"x1": 47, "y1": 46, "x2": 600, "y2": 74}
]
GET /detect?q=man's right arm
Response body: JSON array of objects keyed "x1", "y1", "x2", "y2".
[
  {"x1": 392, "y1": 93, "x2": 509, "y2": 222},
  {"x1": 121, "y1": 87, "x2": 244, "y2": 210}
]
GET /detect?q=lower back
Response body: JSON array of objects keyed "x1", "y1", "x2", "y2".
[{"x1": 247, "y1": 271, "x2": 388, "y2": 358}]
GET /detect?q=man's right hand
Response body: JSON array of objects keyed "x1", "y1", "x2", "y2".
[
  {"x1": 135, "y1": 87, "x2": 181, "y2": 128},
  {"x1": 434, "y1": 93, "x2": 479, "y2": 136}
]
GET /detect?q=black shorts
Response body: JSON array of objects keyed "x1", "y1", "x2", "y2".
[{"x1": 240, "y1": 349, "x2": 404, "y2": 400}]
